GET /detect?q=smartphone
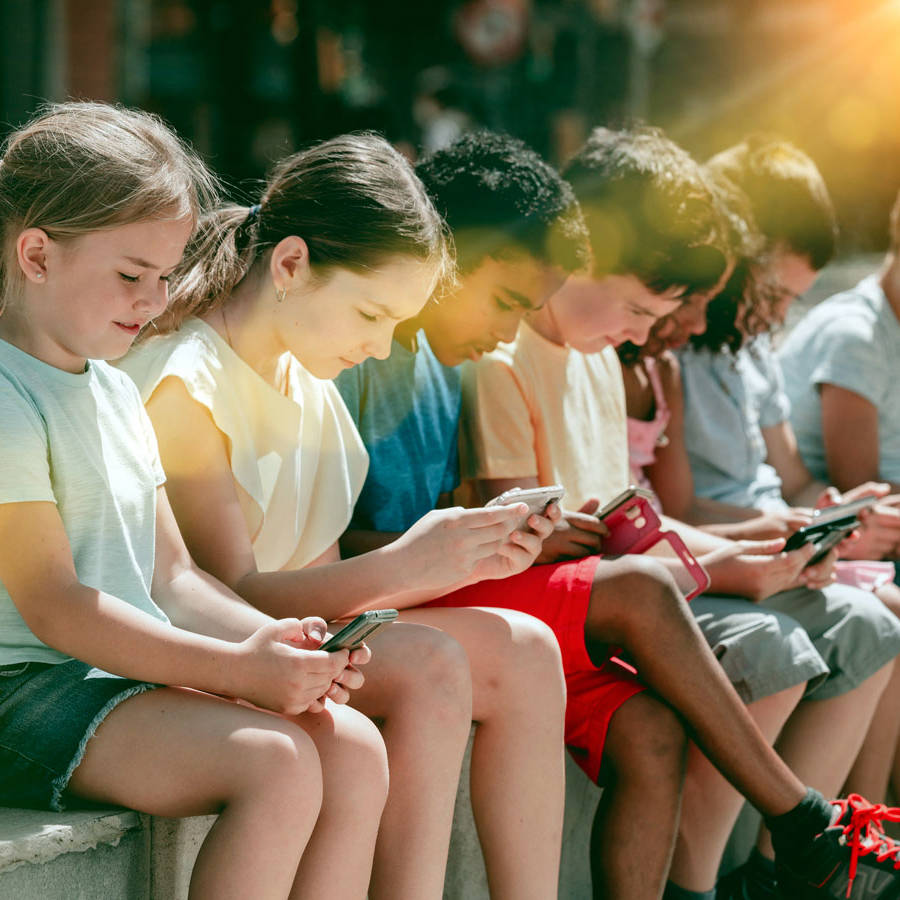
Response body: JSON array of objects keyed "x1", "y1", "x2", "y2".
[
  {"x1": 783, "y1": 496, "x2": 877, "y2": 565},
  {"x1": 597, "y1": 487, "x2": 710, "y2": 601},
  {"x1": 320, "y1": 609, "x2": 399, "y2": 652},
  {"x1": 596, "y1": 485, "x2": 656, "y2": 523},
  {"x1": 485, "y1": 484, "x2": 566, "y2": 530}
]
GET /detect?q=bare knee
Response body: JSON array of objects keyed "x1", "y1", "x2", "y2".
[
  {"x1": 876, "y1": 582, "x2": 900, "y2": 618},
  {"x1": 234, "y1": 721, "x2": 324, "y2": 811},
  {"x1": 602, "y1": 693, "x2": 687, "y2": 786},
  {"x1": 491, "y1": 611, "x2": 565, "y2": 703},
  {"x1": 367, "y1": 623, "x2": 473, "y2": 731},
  {"x1": 406, "y1": 626, "x2": 473, "y2": 718},
  {"x1": 312, "y1": 705, "x2": 389, "y2": 813},
  {"x1": 588, "y1": 556, "x2": 684, "y2": 644}
]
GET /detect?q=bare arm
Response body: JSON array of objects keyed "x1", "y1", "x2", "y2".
[
  {"x1": 762, "y1": 420, "x2": 826, "y2": 507},
  {"x1": 644, "y1": 358, "x2": 800, "y2": 537},
  {"x1": 644, "y1": 354, "x2": 695, "y2": 521},
  {"x1": 339, "y1": 491, "x2": 455, "y2": 558},
  {"x1": 0, "y1": 498, "x2": 351, "y2": 714},
  {"x1": 147, "y1": 378, "x2": 542, "y2": 619},
  {"x1": 821, "y1": 383, "x2": 900, "y2": 493}
]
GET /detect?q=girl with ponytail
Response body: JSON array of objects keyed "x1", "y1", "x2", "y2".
[{"x1": 121, "y1": 133, "x2": 568, "y2": 899}]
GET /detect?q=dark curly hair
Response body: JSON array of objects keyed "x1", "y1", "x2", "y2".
[
  {"x1": 415, "y1": 130, "x2": 592, "y2": 276},
  {"x1": 689, "y1": 138, "x2": 834, "y2": 356},
  {"x1": 563, "y1": 125, "x2": 727, "y2": 296}
]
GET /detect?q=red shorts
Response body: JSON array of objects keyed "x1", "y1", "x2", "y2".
[{"x1": 422, "y1": 556, "x2": 646, "y2": 784}]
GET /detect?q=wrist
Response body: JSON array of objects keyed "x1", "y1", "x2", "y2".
[{"x1": 372, "y1": 538, "x2": 417, "y2": 596}]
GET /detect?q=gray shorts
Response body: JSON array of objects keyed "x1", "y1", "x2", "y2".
[
  {"x1": 691, "y1": 582, "x2": 900, "y2": 704},
  {"x1": 0, "y1": 659, "x2": 158, "y2": 811}
]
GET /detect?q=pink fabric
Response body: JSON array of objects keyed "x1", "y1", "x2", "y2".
[
  {"x1": 626, "y1": 358, "x2": 670, "y2": 510},
  {"x1": 833, "y1": 560, "x2": 895, "y2": 593}
]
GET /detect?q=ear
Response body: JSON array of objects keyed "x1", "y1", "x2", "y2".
[
  {"x1": 270, "y1": 236, "x2": 311, "y2": 294},
  {"x1": 16, "y1": 228, "x2": 51, "y2": 284}
]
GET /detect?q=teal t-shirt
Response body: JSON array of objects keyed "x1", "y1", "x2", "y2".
[
  {"x1": 335, "y1": 331, "x2": 461, "y2": 532},
  {"x1": 0, "y1": 338, "x2": 168, "y2": 665}
]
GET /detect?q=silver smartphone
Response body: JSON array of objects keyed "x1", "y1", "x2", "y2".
[
  {"x1": 320, "y1": 609, "x2": 399, "y2": 652},
  {"x1": 485, "y1": 484, "x2": 566, "y2": 530}
]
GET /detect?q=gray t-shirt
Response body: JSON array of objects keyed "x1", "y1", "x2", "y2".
[
  {"x1": 779, "y1": 274, "x2": 900, "y2": 484},
  {"x1": 678, "y1": 336, "x2": 790, "y2": 512},
  {"x1": 0, "y1": 338, "x2": 168, "y2": 665}
]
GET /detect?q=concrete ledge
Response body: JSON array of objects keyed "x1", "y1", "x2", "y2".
[
  {"x1": 0, "y1": 733, "x2": 603, "y2": 899},
  {"x1": 0, "y1": 807, "x2": 141, "y2": 874}
]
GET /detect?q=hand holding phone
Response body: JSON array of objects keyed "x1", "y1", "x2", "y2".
[
  {"x1": 485, "y1": 484, "x2": 566, "y2": 531},
  {"x1": 596, "y1": 486, "x2": 710, "y2": 600},
  {"x1": 321, "y1": 609, "x2": 399, "y2": 651},
  {"x1": 783, "y1": 496, "x2": 876, "y2": 566}
]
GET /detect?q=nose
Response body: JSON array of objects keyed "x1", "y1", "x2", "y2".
[
  {"x1": 365, "y1": 325, "x2": 394, "y2": 362},
  {"x1": 683, "y1": 309, "x2": 707, "y2": 336},
  {"x1": 136, "y1": 278, "x2": 169, "y2": 319},
  {"x1": 494, "y1": 316, "x2": 520, "y2": 344},
  {"x1": 627, "y1": 320, "x2": 654, "y2": 347}
]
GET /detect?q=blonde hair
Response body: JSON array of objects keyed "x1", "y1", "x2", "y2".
[
  {"x1": 0, "y1": 101, "x2": 218, "y2": 314},
  {"x1": 156, "y1": 132, "x2": 454, "y2": 334}
]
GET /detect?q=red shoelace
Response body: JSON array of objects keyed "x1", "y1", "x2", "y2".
[{"x1": 835, "y1": 794, "x2": 900, "y2": 897}]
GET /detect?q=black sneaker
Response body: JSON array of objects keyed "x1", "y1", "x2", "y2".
[{"x1": 775, "y1": 794, "x2": 900, "y2": 899}]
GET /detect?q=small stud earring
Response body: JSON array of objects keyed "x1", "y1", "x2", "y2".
[
  {"x1": 276, "y1": 286, "x2": 286, "y2": 303},
  {"x1": 35, "y1": 272, "x2": 44, "y2": 279}
]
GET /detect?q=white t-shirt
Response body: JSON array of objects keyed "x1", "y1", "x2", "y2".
[
  {"x1": 0, "y1": 338, "x2": 167, "y2": 666},
  {"x1": 119, "y1": 319, "x2": 369, "y2": 571},
  {"x1": 460, "y1": 321, "x2": 630, "y2": 509}
]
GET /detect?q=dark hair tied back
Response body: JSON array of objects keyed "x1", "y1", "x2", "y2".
[{"x1": 158, "y1": 133, "x2": 453, "y2": 334}]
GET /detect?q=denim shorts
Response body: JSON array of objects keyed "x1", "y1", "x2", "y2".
[{"x1": 0, "y1": 658, "x2": 158, "y2": 811}]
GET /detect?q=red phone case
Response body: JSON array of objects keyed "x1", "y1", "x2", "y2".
[{"x1": 601, "y1": 495, "x2": 710, "y2": 601}]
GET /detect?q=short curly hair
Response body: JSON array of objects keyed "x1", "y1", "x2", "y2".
[
  {"x1": 563, "y1": 125, "x2": 727, "y2": 296},
  {"x1": 415, "y1": 130, "x2": 592, "y2": 275}
]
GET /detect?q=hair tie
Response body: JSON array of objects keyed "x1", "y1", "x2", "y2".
[{"x1": 245, "y1": 203, "x2": 261, "y2": 224}]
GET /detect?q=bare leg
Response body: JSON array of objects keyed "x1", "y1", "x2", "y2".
[
  {"x1": 842, "y1": 583, "x2": 900, "y2": 802},
  {"x1": 584, "y1": 557, "x2": 806, "y2": 816},
  {"x1": 400, "y1": 606, "x2": 567, "y2": 900},
  {"x1": 69, "y1": 687, "x2": 326, "y2": 900},
  {"x1": 592, "y1": 692, "x2": 687, "y2": 900},
  {"x1": 669, "y1": 684, "x2": 804, "y2": 891},
  {"x1": 348, "y1": 622, "x2": 473, "y2": 900},
  {"x1": 755, "y1": 662, "x2": 893, "y2": 857},
  {"x1": 288, "y1": 702, "x2": 389, "y2": 899}
]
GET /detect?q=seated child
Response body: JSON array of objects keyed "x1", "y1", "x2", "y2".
[
  {"x1": 780, "y1": 185, "x2": 900, "y2": 499},
  {"x1": 120, "y1": 132, "x2": 568, "y2": 899},
  {"x1": 0, "y1": 102, "x2": 387, "y2": 899}
]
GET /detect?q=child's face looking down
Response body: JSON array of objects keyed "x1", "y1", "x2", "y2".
[
  {"x1": 12, "y1": 216, "x2": 193, "y2": 373},
  {"x1": 766, "y1": 249, "x2": 818, "y2": 327},
  {"x1": 644, "y1": 258, "x2": 737, "y2": 356},
  {"x1": 277, "y1": 255, "x2": 437, "y2": 379},
  {"x1": 418, "y1": 254, "x2": 564, "y2": 367},
  {"x1": 538, "y1": 273, "x2": 683, "y2": 353}
]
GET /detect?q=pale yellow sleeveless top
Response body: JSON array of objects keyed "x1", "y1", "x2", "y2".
[{"x1": 118, "y1": 319, "x2": 369, "y2": 571}]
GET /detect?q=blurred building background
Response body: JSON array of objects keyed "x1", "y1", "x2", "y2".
[{"x1": 2, "y1": 0, "x2": 899, "y2": 251}]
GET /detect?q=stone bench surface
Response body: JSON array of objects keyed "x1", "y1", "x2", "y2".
[{"x1": 0, "y1": 807, "x2": 140, "y2": 873}]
